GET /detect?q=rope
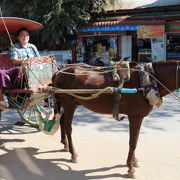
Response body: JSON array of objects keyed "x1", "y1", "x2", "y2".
[
  {"x1": 60, "y1": 63, "x2": 119, "y2": 70},
  {"x1": 20, "y1": 57, "x2": 180, "y2": 103},
  {"x1": 45, "y1": 86, "x2": 112, "y2": 100},
  {"x1": 0, "y1": 8, "x2": 14, "y2": 46},
  {"x1": 65, "y1": 87, "x2": 112, "y2": 100},
  {"x1": 58, "y1": 62, "x2": 130, "y2": 75},
  {"x1": 58, "y1": 65, "x2": 133, "y2": 75}
]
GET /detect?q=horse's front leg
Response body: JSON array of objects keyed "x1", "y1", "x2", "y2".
[
  {"x1": 60, "y1": 113, "x2": 69, "y2": 152},
  {"x1": 127, "y1": 115, "x2": 144, "y2": 178},
  {"x1": 65, "y1": 118, "x2": 78, "y2": 163},
  {"x1": 62, "y1": 98, "x2": 78, "y2": 163}
]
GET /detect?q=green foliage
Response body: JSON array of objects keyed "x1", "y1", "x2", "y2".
[{"x1": 0, "y1": 0, "x2": 109, "y2": 50}]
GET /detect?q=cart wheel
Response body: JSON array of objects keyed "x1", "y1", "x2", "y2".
[{"x1": 17, "y1": 100, "x2": 54, "y2": 128}]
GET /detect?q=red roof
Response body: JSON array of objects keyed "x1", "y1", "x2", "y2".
[
  {"x1": 87, "y1": 15, "x2": 180, "y2": 27},
  {"x1": 0, "y1": 17, "x2": 43, "y2": 34},
  {"x1": 91, "y1": 20, "x2": 165, "y2": 27}
]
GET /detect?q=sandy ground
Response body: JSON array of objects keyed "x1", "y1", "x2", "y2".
[{"x1": 0, "y1": 93, "x2": 180, "y2": 180}]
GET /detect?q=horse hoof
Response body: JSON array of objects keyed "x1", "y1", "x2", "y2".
[
  {"x1": 128, "y1": 169, "x2": 136, "y2": 179},
  {"x1": 133, "y1": 161, "x2": 139, "y2": 168},
  {"x1": 71, "y1": 156, "x2": 78, "y2": 163},
  {"x1": 64, "y1": 146, "x2": 69, "y2": 152},
  {"x1": 128, "y1": 172, "x2": 136, "y2": 179}
]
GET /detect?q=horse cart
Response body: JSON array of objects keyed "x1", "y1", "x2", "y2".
[
  {"x1": 0, "y1": 17, "x2": 136, "y2": 128},
  {"x1": 0, "y1": 17, "x2": 59, "y2": 127}
]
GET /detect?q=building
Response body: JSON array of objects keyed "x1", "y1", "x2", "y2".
[{"x1": 73, "y1": 0, "x2": 180, "y2": 64}]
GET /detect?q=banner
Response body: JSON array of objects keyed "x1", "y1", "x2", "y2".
[{"x1": 137, "y1": 25, "x2": 164, "y2": 38}]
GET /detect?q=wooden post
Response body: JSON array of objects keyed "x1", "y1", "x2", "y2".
[{"x1": 116, "y1": 35, "x2": 120, "y2": 60}]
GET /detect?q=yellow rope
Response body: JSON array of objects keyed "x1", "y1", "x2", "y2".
[
  {"x1": 45, "y1": 86, "x2": 112, "y2": 100},
  {"x1": 65, "y1": 87, "x2": 112, "y2": 100}
]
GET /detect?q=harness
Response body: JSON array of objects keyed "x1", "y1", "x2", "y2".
[
  {"x1": 111, "y1": 61, "x2": 130, "y2": 121},
  {"x1": 138, "y1": 63, "x2": 163, "y2": 107},
  {"x1": 51, "y1": 61, "x2": 180, "y2": 122}
]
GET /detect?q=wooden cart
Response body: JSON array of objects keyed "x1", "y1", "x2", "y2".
[{"x1": 1, "y1": 55, "x2": 57, "y2": 127}]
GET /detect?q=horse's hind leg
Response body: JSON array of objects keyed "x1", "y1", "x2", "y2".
[
  {"x1": 127, "y1": 115, "x2": 144, "y2": 178},
  {"x1": 54, "y1": 99, "x2": 68, "y2": 151}
]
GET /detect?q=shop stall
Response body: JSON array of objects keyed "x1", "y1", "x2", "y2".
[
  {"x1": 74, "y1": 24, "x2": 137, "y2": 65},
  {"x1": 137, "y1": 25, "x2": 166, "y2": 62},
  {"x1": 72, "y1": 16, "x2": 180, "y2": 63}
]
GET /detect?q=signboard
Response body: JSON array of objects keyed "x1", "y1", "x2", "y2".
[
  {"x1": 137, "y1": 25, "x2": 164, "y2": 39},
  {"x1": 151, "y1": 38, "x2": 165, "y2": 61}
]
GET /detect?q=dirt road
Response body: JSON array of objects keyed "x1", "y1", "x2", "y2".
[{"x1": 0, "y1": 93, "x2": 180, "y2": 180}]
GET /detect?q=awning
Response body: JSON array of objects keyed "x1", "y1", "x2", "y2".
[
  {"x1": 78, "y1": 25, "x2": 137, "y2": 33},
  {"x1": 78, "y1": 17, "x2": 165, "y2": 33}
]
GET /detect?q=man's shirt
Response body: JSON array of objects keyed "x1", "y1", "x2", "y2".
[{"x1": 9, "y1": 42, "x2": 40, "y2": 60}]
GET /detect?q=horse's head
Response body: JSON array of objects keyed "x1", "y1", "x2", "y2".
[{"x1": 152, "y1": 60, "x2": 180, "y2": 97}]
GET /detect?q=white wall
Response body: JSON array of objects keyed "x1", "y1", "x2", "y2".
[
  {"x1": 39, "y1": 50, "x2": 71, "y2": 65},
  {"x1": 105, "y1": 0, "x2": 180, "y2": 10},
  {"x1": 121, "y1": 35, "x2": 132, "y2": 61}
]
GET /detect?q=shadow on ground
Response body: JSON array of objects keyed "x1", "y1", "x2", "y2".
[
  {"x1": 73, "y1": 95, "x2": 180, "y2": 133},
  {"x1": 0, "y1": 145, "x2": 128, "y2": 180}
]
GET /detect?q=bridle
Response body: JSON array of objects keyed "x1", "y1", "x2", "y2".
[{"x1": 176, "y1": 62, "x2": 180, "y2": 92}]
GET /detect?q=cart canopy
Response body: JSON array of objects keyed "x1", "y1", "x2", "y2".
[{"x1": 0, "y1": 17, "x2": 43, "y2": 34}]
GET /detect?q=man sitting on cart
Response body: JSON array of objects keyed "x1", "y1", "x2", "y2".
[{"x1": 0, "y1": 28, "x2": 40, "y2": 110}]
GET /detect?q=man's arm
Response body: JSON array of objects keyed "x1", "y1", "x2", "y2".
[{"x1": 8, "y1": 46, "x2": 24, "y2": 65}]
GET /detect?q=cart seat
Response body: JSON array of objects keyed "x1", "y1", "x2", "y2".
[{"x1": 0, "y1": 54, "x2": 13, "y2": 69}]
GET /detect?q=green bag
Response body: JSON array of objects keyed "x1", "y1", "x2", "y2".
[
  {"x1": 39, "y1": 119, "x2": 57, "y2": 132},
  {"x1": 38, "y1": 110, "x2": 62, "y2": 135}
]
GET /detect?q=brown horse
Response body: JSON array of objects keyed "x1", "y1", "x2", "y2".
[{"x1": 52, "y1": 61, "x2": 180, "y2": 178}]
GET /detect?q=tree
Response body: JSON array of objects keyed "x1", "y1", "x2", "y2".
[{"x1": 1, "y1": 0, "x2": 111, "y2": 50}]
